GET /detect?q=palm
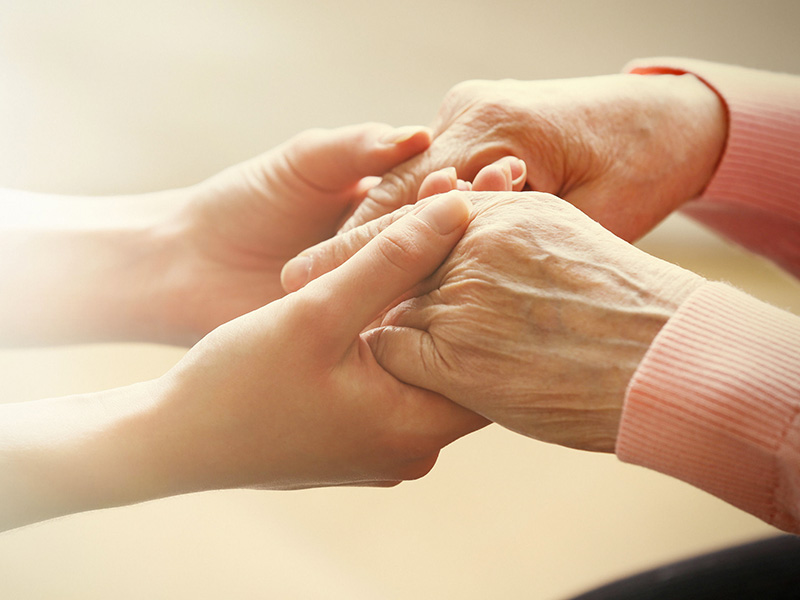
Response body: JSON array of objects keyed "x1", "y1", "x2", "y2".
[{"x1": 168, "y1": 123, "x2": 431, "y2": 342}]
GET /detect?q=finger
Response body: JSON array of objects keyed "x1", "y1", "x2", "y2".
[
  {"x1": 332, "y1": 175, "x2": 382, "y2": 231},
  {"x1": 363, "y1": 325, "x2": 450, "y2": 399},
  {"x1": 472, "y1": 162, "x2": 511, "y2": 192},
  {"x1": 472, "y1": 157, "x2": 527, "y2": 192},
  {"x1": 283, "y1": 123, "x2": 432, "y2": 193},
  {"x1": 509, "y1": 158, "x2": 527, "y2": 191},
  {"x1": 417, "y1": 167, "x2": 458, "y2": 200},
  {"x1": 413, "y1": 390, "x2": 490, "y2": 436},
  {"x1": 339, "y1": 149, "x2": 435, "y2": 232},
  {"x1": 304, "y1": 191, "x2": 471, "y2": 340},
  {"x1": 365, "y1": 325, "x2": 493, "y2": 435},
  {"x1": 281, "y1": 203, "x2": 415, "y2": 293},
  {"x1": 347, "y1": 480, "x2": 402, "y2": 488}
]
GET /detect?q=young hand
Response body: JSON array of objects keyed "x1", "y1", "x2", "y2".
[
  {"x1": 0, "y1": 192, "x2": 486, "y2": 531},
  {"x1": 157, "y1": 122, "x2": 431, "y2": 344}
]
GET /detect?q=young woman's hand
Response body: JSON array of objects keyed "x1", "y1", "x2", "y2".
[
  {"x1": 0, "y1": 193, "x2": 486, "y2": 532},
  {"x1": 159, "y1": 122, "x2": 432, "y2": 344}
]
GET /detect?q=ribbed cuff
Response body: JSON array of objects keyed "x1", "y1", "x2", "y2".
[{"x1": 616, "y1": 282, "x2": 800, "y2": 533}]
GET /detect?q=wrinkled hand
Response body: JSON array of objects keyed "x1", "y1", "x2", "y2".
[
  {"x1": 159, "y1": 122, "x2": 431, "y2": 344},
  {"x1": 343, "y1": 74, "x2": 726, "y2": 241},
  {"x1": 152, "y1": 192, "x2": 486, "y2": 491},
  {"x1": 290, "y1": 187, "x2": 706, "y2": 452},
  {"x1": 368, "y1": 192, "x2": 707, "y2": 451}
]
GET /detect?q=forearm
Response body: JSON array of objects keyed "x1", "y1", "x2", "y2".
[
  {"x1": 0, "y1": 382, "x2": 179, "y2": 532},
  {"x1": 0, "y1": 188, "x2": 188, "y2": 346}
]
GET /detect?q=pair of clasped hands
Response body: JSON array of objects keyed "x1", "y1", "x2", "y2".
[
  {"x1": 161, "y1": 72, "x2": 725, "y2": 493},
  {"x1": 162, "y1": 72, "x2": 727, "y2": 487},
  {"x1": 2, "y1": 72, "x2": 727, "y2": 529}
]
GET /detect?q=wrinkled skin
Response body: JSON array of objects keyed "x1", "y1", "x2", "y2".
[
  {"x1": 364, "y1": 192, "x2": 705, "y2": 452},
  {"x1": 343, "y1": 74, "x2": 726, "y2": 242},
  {"x1": 297, "y1": 185, "x2": 705, "y2": 452}
]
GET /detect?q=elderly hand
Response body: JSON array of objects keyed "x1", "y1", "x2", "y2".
[
  {"x1": 290, "y1": 188, "x2": 706, "y2": 452},
  {"x1": 342, "y1": 74, "x2": 726, "y2": 241},
  {"x1": 369, "y1": 192, "x2": 706, "y2": 451}
]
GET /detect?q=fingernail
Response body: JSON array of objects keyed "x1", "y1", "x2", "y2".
[
  {"x1": 379, "y1": 126, "x2": 427, "y2": 145},
  {"x1": 417, "y1": 193, "x2": 470, "y2": 235},
  {"x1": 280, "y1": 256, "x2": 312, "y2": 292},
  {"x1": 510, "y1": 158, "x2": 526, "y2": 186}
]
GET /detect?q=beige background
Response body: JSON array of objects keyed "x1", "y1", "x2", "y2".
[{"x1": 1, "y1": 1, "x2": 799, "y2": 598}]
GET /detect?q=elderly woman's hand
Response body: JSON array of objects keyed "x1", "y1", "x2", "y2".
[
  {"x1": 365, "y1": 191, "x2": 705, "y2": 451},
  {"x1": 343, "y1": 74, "x2": 726, "y2": 242},
  {"x1": 293, "y1": 189, "x2": 706, "y2": 452}
]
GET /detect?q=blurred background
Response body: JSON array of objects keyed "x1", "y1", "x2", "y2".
[{"x1": 0, "y1": 1, "x2": 798, "y2": 598}]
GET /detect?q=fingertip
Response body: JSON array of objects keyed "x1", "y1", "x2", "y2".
[
  {"x1": 472, "y1": 163, "x2": 511, "y2": 192},
  {"x1": 415, "y1": 191, "x2": 471, "y2": 235},
  {"x1": 510, "y1": 158, "x2": 527, "y2": 190},
  {"x1": 280, "y1": 255, "x2": 312, "y2": 292},
  {"x1": 456, "y1": 179, "x2": 472, "y2": 191},
  {"x1": 418, "y1": 167, "x2": 458, "y2": 200},
  {"x1": 471, "y1": 156, "x2": 527, "y2": 192}
]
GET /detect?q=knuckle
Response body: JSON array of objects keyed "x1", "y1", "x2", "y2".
[
  {"x1": 368, "y1": 170, "x2": 413, "y2": 208},
  {"x1": 374, "y1": 226, "x2": 423, "y2": 275},
  {"x1": 286, "y1": 127, "x2": 327, "y2": 150},
  {"x1": 443, "y1": 79, "x2": 489, "y2": 104},
  {"x1": 437, "y1": 80, "x2": 491, "y2": 130},
  {"x1": 310, "y1": 242, "x2": 350, "y2": 281},
  {"x1": 347, "y1": 173, "x2": 414, "y2": 229}
]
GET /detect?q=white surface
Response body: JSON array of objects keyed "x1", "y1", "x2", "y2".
[{"x1": 1, "y1": 1, "x2": 798, "y2": 598}]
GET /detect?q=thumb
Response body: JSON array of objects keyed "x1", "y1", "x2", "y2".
[
  {"x1": 303, "y1": 191, "x2": 470, "y2": 343},
  {"x1": 363, "y1": 324, "x2": 447, "y2": 398},
  {"x1": 282, "y1": 167, "x2": 469, "y2": 294},
  {"x1": 281, "y1": 204, "x2": 413, "y2": 293},
  {"x1": 283, "y1": 123, "x2": 431, "y2": 193}
]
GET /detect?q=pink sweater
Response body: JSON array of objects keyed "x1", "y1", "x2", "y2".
[{"x1": 616, "y1": 58, "x2": 800, "y2": 533}]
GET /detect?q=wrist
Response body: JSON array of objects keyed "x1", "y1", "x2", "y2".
[
  {"x1": 602, "y1": 252, "x2": 706, "y2": 451},
  {"x1": 0, "y1": 187, "x2": 195, "y2": 346},
  {"x1": 632, "y1": 71, "x2": 728, "y2": 207},
  {"x1": 0, "y1": 381, "x2": 172, "y2": 531},
  {"x1": 672, "y1": 73, "x2": 728, "y2": 198},
  {"x1": 92, "y1": 185, "x2": 214, "y2": 347}
]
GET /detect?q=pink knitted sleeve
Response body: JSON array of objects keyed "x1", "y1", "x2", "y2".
[
  {"x1": 625, "y1": 57, "x2": 800, "y2": 279},
  {"x1": 616, "y1": 59, "x2": 800, "y2": 532}
]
